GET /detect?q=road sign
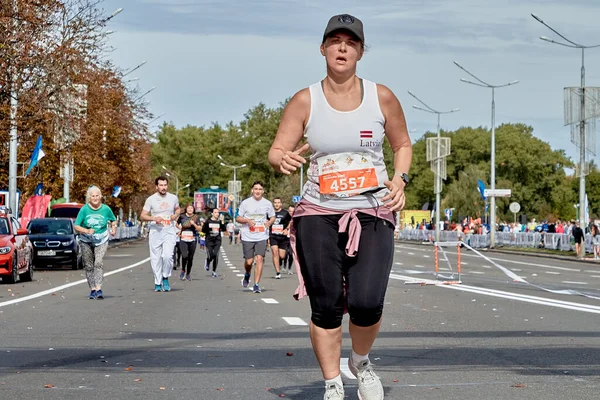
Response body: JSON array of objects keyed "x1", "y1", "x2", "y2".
[
  {"x1": 444, "y1": 208, "x2": 452, "y2": 218},
  {"x1": 509, "y1": 202, "x2": 520, "y2": 213},
  {"x1": 292, "y1": 196, "x2": 302, "y2": 204},
  {"x1": 228, "y1": 194, "x2": 235, "y2": 201},
  {"x1": 484, "y1": 189, "x2": 511, "y2": 198}
]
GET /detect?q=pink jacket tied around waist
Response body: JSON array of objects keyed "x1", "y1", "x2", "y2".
[{"x1": 290, "y1": 199, "x2": 395, "y2": 301}]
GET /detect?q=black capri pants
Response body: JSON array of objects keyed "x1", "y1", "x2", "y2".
[{"x1": 294, "y1": 213, "x2": 394, "y2": 329}]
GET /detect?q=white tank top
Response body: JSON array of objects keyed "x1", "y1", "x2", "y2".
[{"x1": 302, "y1": 78, "x2": 389, "y2": 210}]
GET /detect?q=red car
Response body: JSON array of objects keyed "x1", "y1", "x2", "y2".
[{"x1": 0, "y1": 208, "x2": 34, "y2": 284}]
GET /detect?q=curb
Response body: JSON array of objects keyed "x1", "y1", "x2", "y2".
[{"x1": 108, "y1": 237, "x2": 144, "y2": 249}]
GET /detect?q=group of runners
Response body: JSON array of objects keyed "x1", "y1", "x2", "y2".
[
  {"x1": 75, "y1": 13, "x2": 411, "y2": 399},
  {"x1": 138, "y1": 176, "x2": 295, "y2": 294}
]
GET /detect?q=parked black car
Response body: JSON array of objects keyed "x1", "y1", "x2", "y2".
[{"x1": 27, "y1": 218, "x2": 82, "y2": 270}]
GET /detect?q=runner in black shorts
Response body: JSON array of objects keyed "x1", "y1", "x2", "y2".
[
  {"x1": 283, "y1": 204, "x2": 295, "y2": 274},
  {"x1": 269, "y1": 197, "x2": 292, "y2": 279},
  {"x1": 267, "y1": 13, "x2": 412, "y2": 399}
]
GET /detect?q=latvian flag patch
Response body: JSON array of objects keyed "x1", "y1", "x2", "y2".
[{"x1": 360, "y1": 130, "x2": 373, "y2": 138}]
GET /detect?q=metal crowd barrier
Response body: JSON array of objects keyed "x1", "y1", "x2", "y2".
[
  {"x1": 109, "y1": 226, "x2": 140, "y2": 241},
  {"x1": 398, "y1": 229, "x2": 593, "y2": 253}
]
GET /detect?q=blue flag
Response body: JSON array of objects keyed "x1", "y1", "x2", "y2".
[
  {"x1": 112, "y1": 186, "x2": 122, "y2": 198},
  {"x1": 477, "y1": 180, "x2": 487, "y2": 201},
  {"x1": 25, "y1": 135, "x2": 45, "y2": 176},
  {"x1": 34, "y1": 183, "x2": 44, "y2": 196}
]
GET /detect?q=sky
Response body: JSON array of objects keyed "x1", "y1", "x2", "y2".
[{"x1": 100, "y1": 0, "x2": 600, "y2": 165}]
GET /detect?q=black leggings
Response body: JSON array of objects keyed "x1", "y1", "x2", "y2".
[
  {"x1": 294, "y1": 213, "x2": 394, "y2": 329},
  {"x1": 206, "y1": 241, "x2": 221, "y2": 272},
  {"x1": 179, "y1": 240, "x2": 197, "y2": 275}
]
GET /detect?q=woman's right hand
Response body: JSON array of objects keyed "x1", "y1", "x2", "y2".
[{"x1": 279, "y1": 143, "x2": 310, "y2": 175}]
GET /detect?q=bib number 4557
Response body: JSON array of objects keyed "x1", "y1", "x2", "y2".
[
  {"x1": 320, "y1": 168, "x2": 378, "y2": 196},
  {"x1": 329, "y1": 176, "x2": 365, "y2": 192}
]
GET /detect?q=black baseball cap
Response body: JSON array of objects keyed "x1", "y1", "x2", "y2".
[{"x1": 323, "y1": 14, "x2": 364, "y2": 43}]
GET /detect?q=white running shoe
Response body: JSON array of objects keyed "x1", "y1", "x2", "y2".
[
  {"x1": 348, "y1": 358, "x2": 384, "y2": 399},
  {"x1": 323, "y1": 381, "x2": 344, "y2": 400},
  {"x1": 275, "y1": 273, "x2": 281, "y2": 279}
]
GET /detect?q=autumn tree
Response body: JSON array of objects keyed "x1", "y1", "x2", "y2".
[{"x1": 0, "y1": 0, "x2": 154, "y2": 214}]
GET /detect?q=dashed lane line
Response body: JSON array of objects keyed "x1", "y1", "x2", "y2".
[
  {"x1": 0, "y1": 257, "x2": 151, "y2": 308},
  {"x1": 282, "y1": 317, "x2": 308, "y2": 326}
]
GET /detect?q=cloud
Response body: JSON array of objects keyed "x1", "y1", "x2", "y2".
[{"x1": 101, "y1": 0, "x2": 600, "y2": 164}]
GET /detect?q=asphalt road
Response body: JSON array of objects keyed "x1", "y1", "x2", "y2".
[{"x1": 0, "y1": 238, "x2": 599, "y2": 399}]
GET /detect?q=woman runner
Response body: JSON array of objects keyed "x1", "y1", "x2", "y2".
[
  {"x1": 268, "y1": 14, "x2": 412, "y2": 400},
  {"x1": 201, "y1": 208, "x2": 226, "y2": 277},
  {"x1": 74, "y1": 186, "x2": 117, "y2": 300},
  {"x1": 176, "y1": 204, "x2": 201, "y2": 281}
]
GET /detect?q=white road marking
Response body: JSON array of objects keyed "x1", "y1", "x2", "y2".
[
  {"x1": 562, "y1": 281, "x2": 588, "y2": 285},
  {"x1": 591, "y1": 275, "x2": 600, "y2": 279},
  {"x1": 545, "y1": 272, "x2": 561, "y2": 275},
  {"x1": 394, "y1": 245, "x2": 581, "y2": 272},
  {"x1": 408, "y1": 252, "x2": 415, "y2": 255},
  {"x1": 0, "y1": 257, "x2": 151, "y2": 308},
  {"x1": 233, "y1": 270, "x2": 240, "y2": 272},
  {"x1": 510, "y1": 269, "x2": 522, "y2": 272},
  {"x1": 395, "y1": 262, "x2": 403, "y2": 266},
  {"x1": 413, "y1": 265, "x2": 425, "y2": 268},
  {"x1": 481, "y1": 265, "x2": 491, "y2": 269},
  {"x1": 236, "y1": 274, "x2": 245, "y2": 277},
  {"x1": 340, "y1": 358, "x2": 356, "y2": 380},
  {"x1": 462, "y1": 262, "x2": 469, "y2": 266},
  {"x1": 229, "y1": 266, "x2": 236, "y2": 269},
  {"x1": 390, "y1": 273, "x2": 600, "y2": 314},
  {"x1": 262, "y1": 298, "x2": 279, "y2": 304},
  {"x1": 468, "y1": 271, "x2": 486, "y2": 275},
  {"x1": 282, "y1": 317, "x2": 308, "y2": 326},
  {"x1": 423, "y1": 255, "x2": 430, "y2": 258}
]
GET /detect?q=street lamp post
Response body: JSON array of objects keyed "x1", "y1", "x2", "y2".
[
  {"x1": 531, "y1": 14, "x2": 600, "y2": 258},
  {"x1": 454, "y1": 61, "x2": 519, "y2": 248},
  {"x1": 161, "y1": 166, "x2": 179, "y2": 196},
  {"x1": 182, "y1": 183, "x2": 191, "y2": 197},
  {"x1": 8, "y1": 0, "x2": 18, "y2": 215},
  {"x1": 217, "y1": 155, "x2": 246, "y2": 217},
  {"x1": 134, "y1": 86, "x2": 155, "y2": 102},
  {"x1": 123, "y1": 60, "x2": 147, "y2": 77},
  {"x1": 408, "y1": 90, "x2": 459, "y2": 243}
]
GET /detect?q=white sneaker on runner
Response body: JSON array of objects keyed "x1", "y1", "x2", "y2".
[
  {"x1": 323, "y1": 382, "x2": 344, "y2": 400},
  {"x1": 348, "y1": 358, "x2": 384, "y2": 399}
]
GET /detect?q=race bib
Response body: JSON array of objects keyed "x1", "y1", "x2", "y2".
[
  {"x1": 271, "y1": 224, "x2": 284, "y2": 235},
  {"x1": 152, "y1": 219, "x2": 172, "y2": 227},
  {"x1": 248, "y1": 214, "x2": 266, "y2": 233},
  {"x1": 209, "y1": 223, "x2": 221, "y2": 236},
  {"x1": 181, "y1": 231, "x2": 194, "y2": 241},
  {"x1": 317, "y1": 153, "x2": 379, "y2": 198}
]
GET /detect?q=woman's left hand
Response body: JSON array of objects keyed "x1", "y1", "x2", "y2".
[
  {"x1": 382, "y1": 177, "x2": 406, "y2": 211},
  {"x1": 110, "y1": 227, "x2": 116, "y2": 236}
]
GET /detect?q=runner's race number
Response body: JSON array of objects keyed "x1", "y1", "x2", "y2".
[{"x1": 318, "y1": 153, "x2": 379, "y2": 198}]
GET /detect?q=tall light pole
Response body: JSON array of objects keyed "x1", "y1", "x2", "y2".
[
  {"x1": 161, "y1": 166, "x2": 179, "y2": 196},
  {"x1": 102, "y1": 7, "x2": 123, "y2": 23},
  {"x1": 408, "y1": 90, "x2": 459, "y2": 242},
  {"x1": 217, "y1": 155, "x2": 246, "y2": 217},
  {"x1": 454, "y1": 61, "x2": 519, "y2": 248},
  {"x1": 123, "y1": 60, "x2": 147, "y2": 77},
  {"x1": 8, "y1": 0, "x2": 18, "y2": 214},
  {"x1": 134, "y1": 86, "x2": 155, "y2": 102},
  {"x1": 531, "y1": 14, "x2": 600, "y2": 258}
]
